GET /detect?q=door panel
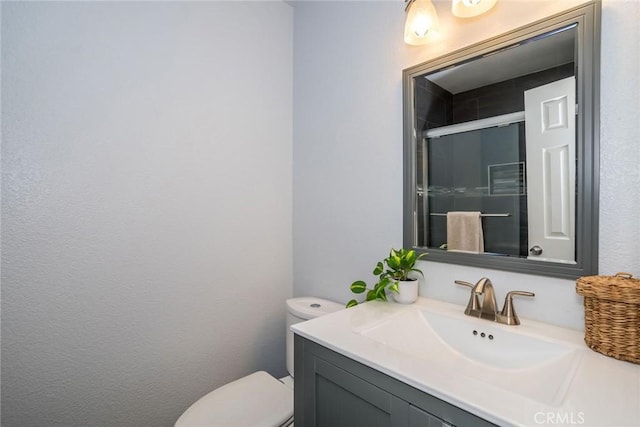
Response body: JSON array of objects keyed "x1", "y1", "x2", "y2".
[{"x1": 524, "y1": 76, "x2": 576, "y2": 263}]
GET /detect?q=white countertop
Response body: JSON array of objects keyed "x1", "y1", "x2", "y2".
[{"x1": 292, "y1": 297, "x2": 640, "y2": 427}]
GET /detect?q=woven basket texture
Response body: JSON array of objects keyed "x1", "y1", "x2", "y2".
[{"x1": 576, "y1": 273, "x2": 640, "y2": 364}]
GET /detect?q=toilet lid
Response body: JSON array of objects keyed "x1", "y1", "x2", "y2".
[{"x1": 175, "y1": 371, "x2": 293, "y2": 427}]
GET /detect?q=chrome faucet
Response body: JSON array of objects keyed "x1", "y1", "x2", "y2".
[{"x1": 455, "y1": 278, "x2": 534, "y2": 325}]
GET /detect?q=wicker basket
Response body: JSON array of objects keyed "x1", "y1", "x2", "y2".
[{"x1": 576, "y1": 272, "x2": 640, "y2": 364}]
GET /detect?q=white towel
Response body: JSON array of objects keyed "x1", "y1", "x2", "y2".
[{"x1": 446, "y1": 211, "x2": 484, "y2": 254}]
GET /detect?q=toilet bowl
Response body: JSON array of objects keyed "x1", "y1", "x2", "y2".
[{"x1": 175, "y1": 297, "x2": 343, "y2": 427}]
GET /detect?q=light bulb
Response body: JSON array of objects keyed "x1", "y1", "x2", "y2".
[
  {"x1": 404, "y1": 0, "x2": 440, "y2": 46},
  {"x1": 412, "y1": 14, "x2": 431, "y2": 37},
  {"x1": 452, "y1": 0, "x2": 497, "y2": 18}
]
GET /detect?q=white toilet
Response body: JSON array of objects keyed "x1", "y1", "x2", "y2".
[{"x1": 175, "y1": 297, "x2": 343, "y2": 427}]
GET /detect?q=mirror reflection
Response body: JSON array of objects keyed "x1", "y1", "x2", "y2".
[
  {"x1": 403, "y1": 2, "x2": 599, "y2": 279},
  {"x1": 416, "y1": 25, "x2": 576, "y2": 263}
]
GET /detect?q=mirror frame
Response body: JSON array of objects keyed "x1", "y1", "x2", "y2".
[{"x1": 403, "y1": 1, "x2": 600, "y2": 279}]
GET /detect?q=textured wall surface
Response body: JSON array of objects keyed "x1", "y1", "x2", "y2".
[
  {"x1": 1, "y1": 2, "x2": 293, "y2": 425},
  {"x1": 293, "y1": 0, "x2": 639, "y2": 330},
  {"x1": 598, "y1": 0, "x2": 640, "y2": 275}
]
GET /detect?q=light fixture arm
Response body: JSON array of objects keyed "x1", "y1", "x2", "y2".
[{"x1": 404, "y1": 0, "x2": 416, "y2": 12}]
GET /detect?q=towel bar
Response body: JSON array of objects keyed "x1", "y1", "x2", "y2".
[{"x1": 430, "y1": 213, "x2": 511, "y2": 217}]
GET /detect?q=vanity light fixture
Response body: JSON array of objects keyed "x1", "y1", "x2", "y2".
[
  {"x1": 452, "y1": 0, "x2": 497, "y2": 18},
  {"x1": 404, "y1": 0, "x2": 440, "y2": 46}
]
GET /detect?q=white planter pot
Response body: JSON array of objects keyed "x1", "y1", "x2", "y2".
[{"x1": 392, "y1": 279, "x2": 419, "y2": 304}]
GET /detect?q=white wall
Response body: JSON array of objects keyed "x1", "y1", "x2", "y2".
[
  {"x1": 293, "y1": 0, "x2": 639, "y2": 330},
  {"x1": 1, "y1": 2, "x2": 293, "y2": 426}
]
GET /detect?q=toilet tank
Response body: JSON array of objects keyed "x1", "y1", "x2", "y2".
[{"x1": 286, "y1": 297, "x2": 343, "y2": 377}]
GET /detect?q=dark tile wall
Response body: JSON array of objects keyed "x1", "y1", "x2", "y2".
[
  {"x1": 414, "y1": 77, "x2": 453, "y2": 132},
  {"x1": 425, "y1": 124, "x2": 527, "y2": 256},
  {"x1": 451, "y1": 63, "x2": 575, "y2": 123}
]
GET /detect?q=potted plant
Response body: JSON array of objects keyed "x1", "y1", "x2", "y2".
[{"x1": 346, "y1": 248, "x2": 427, "y2": 307}]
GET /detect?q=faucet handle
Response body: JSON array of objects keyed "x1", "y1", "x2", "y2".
[
  {"x1": 499, "y1": 291, "x2": 535, "y2": 325},
  {"x1": 454, "y1": 280, "x2": 481, "y2": 316},
  {"x1": 454, "y1": 280, "x2": 474, "y2": 288}
]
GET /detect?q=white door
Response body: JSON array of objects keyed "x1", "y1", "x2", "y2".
[{"x1": 524, "y1": 76, "x2": 576, "y2": 263}]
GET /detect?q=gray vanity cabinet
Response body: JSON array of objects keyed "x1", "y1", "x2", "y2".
[
  {"x1": 294, "y1": 335, "x2": 496, "y2": 427},
  {"x1": 409, "y1": 406, "x2": 452, "y2": 427}
]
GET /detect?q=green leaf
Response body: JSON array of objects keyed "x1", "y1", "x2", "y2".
[
  {"x1": 390, "y1": 271, "x2": 404, "y2": 281},
  {"x1": 378, "y1": 277, "x2": 390, "y2": 288},
  {"x1": 375, "y1": 286, "x2": 388, "y2": 301},
  {"x1": 366, "y1": 290, "x2": 377, "y2": 301},
  {"x1": 373, "y1": 261, "x2": 384, "y2": 276},
  {"x1": 387, "y1": 255, "x2": 400, "y2": 270},
  {"x1": 346, "y1": 299, "x2": 358, "y2": 308},
  {"x1": 388, "y1": 282, "x2": 399, "y2": 294},
  {"x1": 406, "y1": 250, "x2": 416, "y2": 265},
  {"x1": 350, "y1": 280, "x2": 367, "y2": 294}
]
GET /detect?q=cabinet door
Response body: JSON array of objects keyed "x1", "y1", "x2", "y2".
[
  {"x1": 313, "y1": 358, "x2": 408, "y2": 427},
  {"x1": 295, "y1": 336, "x2": 496, "y2": 427},
  {"x1": 409, "y1": 405, "x2": 453, "y2": 427}
]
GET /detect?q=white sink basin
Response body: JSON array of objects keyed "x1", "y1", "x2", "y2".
[{"x1": 357, "y1": 307, "x2": 583, "y2": 405}]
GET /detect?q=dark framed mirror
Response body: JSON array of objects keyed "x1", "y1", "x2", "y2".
[{"x1": 403, "y1": 1, "x2": 600, "y2": 279}]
